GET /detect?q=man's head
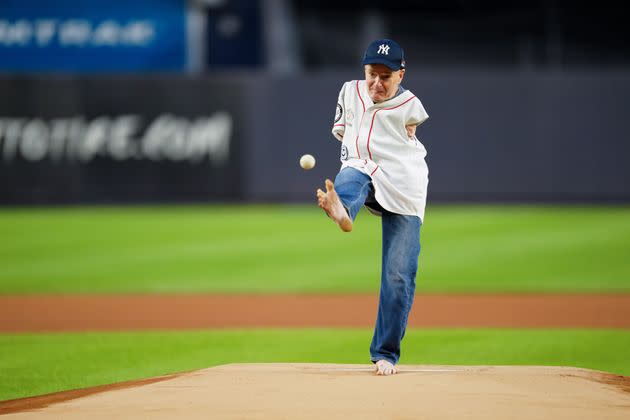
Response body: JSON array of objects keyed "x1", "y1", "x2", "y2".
[{"x1": 362, "y1": 39, "x2": 406, "y2": 103}]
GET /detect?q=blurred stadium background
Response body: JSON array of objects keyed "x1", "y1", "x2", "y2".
[
  {"x1": 1, "y1": 0, "x2": 630, "y2": 404},
  {"x1": 1, "y1": 0, "x2": 630, "y2": 204}
]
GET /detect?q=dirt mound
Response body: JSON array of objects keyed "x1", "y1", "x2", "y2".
[{"x1": 2, "y1": 364, "x2": 629, "y2": 419}]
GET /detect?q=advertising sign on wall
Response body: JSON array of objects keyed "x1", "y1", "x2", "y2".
[
  {"x1": 0, "y1": 76, "x2": 244, "y2": 204},
  {"x1": 0, "y1": 0, "x2": 187, "y2": 72}
]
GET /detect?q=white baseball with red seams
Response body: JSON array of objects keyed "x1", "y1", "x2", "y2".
[
  {"x1": 332, "y1": 79, "x2": 429, "y2": 221},
  {"x1": 300, "y1": 154, "x2": 316, "y2": 170}
]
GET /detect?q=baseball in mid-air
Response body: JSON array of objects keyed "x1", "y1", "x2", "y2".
[{"x1": 299, "y1": 154, "x2": 316, "y2": 170}]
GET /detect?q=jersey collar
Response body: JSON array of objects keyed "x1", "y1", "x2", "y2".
[{"x1": 360, "y1": 80, "x2": 414, "y2": 109}]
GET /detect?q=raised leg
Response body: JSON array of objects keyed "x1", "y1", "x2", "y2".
[{"x1": 316, "y1": 168, "x2": 372, "y2": 231}]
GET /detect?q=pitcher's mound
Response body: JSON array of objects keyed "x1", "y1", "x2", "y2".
[{"x1": 5, "y1": 364, "x2": 630, "y2": 419}]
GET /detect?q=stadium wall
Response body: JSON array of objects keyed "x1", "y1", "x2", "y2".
[{"x1": 1, "y1": 71, "x2": 629, "y2": 204}]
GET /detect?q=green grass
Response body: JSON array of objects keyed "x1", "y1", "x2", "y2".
[
  {"x1": 1, "y1": 205, "x2": 629, "y2": 293},
  {"x1": 1, "y1": 328, "x2": 629, "y2": 401}
]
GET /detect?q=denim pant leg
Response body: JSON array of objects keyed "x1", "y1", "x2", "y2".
[
  {"x1": 370, "y1": 211, "x2": 421, "y2": 365},
  {"x1": 333, "y1": 168, "x2": 372, "y2": 221}
]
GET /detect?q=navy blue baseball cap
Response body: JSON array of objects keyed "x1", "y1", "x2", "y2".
[{"x1": 362, "y1": 39, "x2": 406, "y2": 71}]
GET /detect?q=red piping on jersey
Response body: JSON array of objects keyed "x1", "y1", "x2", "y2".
[
  {"x1": 355, "y1": 81, "x2": 367, "y2": 158},
  {"x1": 366, "y1": 96, "x2": 416, "y2": 160},
  {"x1": 356, "y1": 81, "x2": 366, "y2": 112},
  {"x1": 333, "y1": 124, "x2": 345, "y2": 127},
  {"x1": 370, "y1": 166, "x2": 380, "y2": 176}
]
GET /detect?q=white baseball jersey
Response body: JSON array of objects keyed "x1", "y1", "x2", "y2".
[{"x1": 332, "y1": 80, "x2": 430, "y2": 221}]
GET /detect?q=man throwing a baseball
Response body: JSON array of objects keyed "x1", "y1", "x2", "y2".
[{"x1": 317, "y1": 39, "x2": 429, "y2": 376}]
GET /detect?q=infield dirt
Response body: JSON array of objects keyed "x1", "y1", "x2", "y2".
[
  {"x1": 2, "y1": 294, "x2": 630, "y2": 332},
  {"x1": 2, "y1": 294, "x2": 630, "y2": 418}
]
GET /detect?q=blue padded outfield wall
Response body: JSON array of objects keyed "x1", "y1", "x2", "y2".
[{"x1": 0, "y1": 0, "x2": 187, "y2": 72}]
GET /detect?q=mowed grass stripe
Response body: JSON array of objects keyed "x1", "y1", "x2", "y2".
[
  {"x1": 1, "y1": 329, "x2": 630, "y2": 401},
  {"x1": 1, "y1": 205, "x2": 629, "y2": 293}
]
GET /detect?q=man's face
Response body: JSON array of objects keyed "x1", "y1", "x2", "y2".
[{"x1": 365, "y1": 64, "x2": 405, "y2": 103}]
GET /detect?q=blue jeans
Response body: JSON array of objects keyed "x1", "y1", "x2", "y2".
[{"x1": 334, "y1": 167, "x2": 421, "y2": 365}]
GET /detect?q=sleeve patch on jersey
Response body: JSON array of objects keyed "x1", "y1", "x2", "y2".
[
  {"x1": 335, "y1": 103, "x2": 343, "y2": 123},
  {"x1": 341, "y1": 144, "x2": 348, "y2": 160}
]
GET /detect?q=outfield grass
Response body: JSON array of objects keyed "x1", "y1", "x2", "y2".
[
  {"x1": 1, "y1": 328, "x2": 629, "y2": 401},
  {"x1": 1, "y1": 205, "x2": 629, "y2": 293}
]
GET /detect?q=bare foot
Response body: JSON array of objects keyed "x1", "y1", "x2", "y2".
[
  {"x1": 316, "y1": 179, "x2": 353, "y2": 232},
  {"x1": 375, "y1": 360, "x2": 397, "y2": 376}
]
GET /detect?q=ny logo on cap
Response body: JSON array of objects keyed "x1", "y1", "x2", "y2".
[{"x1": 377, "y1": 44, "x2": 390, "y2": 55}]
